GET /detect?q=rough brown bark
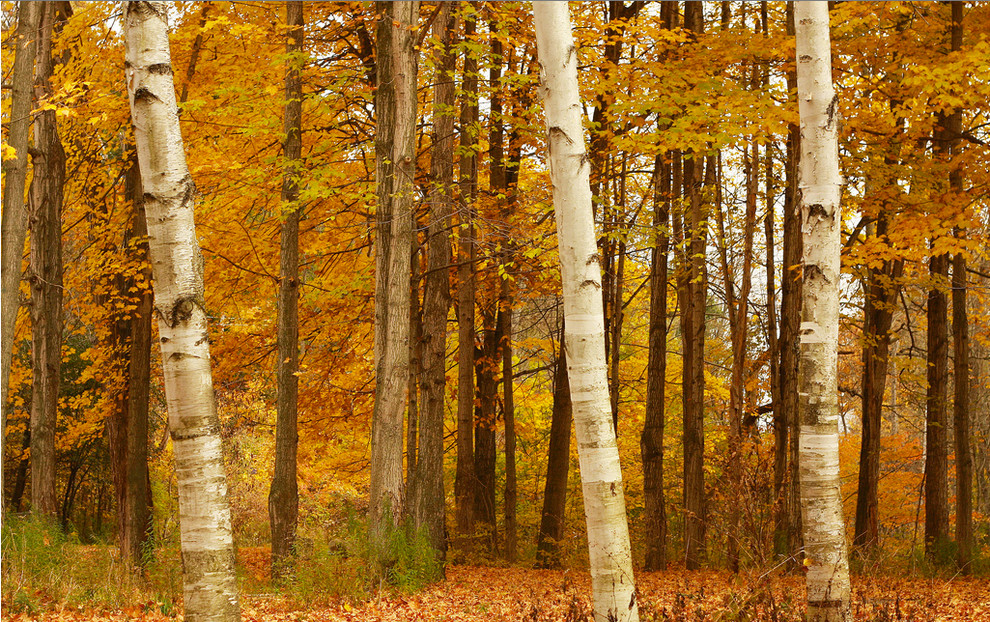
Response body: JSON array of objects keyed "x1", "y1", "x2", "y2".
[
  {"x1": 946, "y1": 1, "x2": 971, "y2": 573},
  {"x1": 28, "y1": 2, "x2": 67, "y2": 519},
  {"x1": 473, "y1": 313, "x2": 499, "y2": 555},
  {"x1": 501, "y1": 284, "x2": 517, "y2": 563},
  {"x1": 680, "y1": 2, "x2": 707, "y2": 570},
  {"x1": 780, "y1": 1, "x2": 803, "y2": 562},
  {"x1": 407, "y1": 244, "x2": 421, "y2": 486},
  {"x1": 108, "y1": 153, "x2": 155, "y2": 566},
  {"x1": 269, "y1": 0, "x2": 303, "y2": 580},
  {"x1": 454, "y1": 3, "x2": 479, "y2": 554},
  {"x1": 925, "y1": 252, "x2": 950, "y2": 560},
  {"x1": 853, "y1": 211, "x2": 903, "y2": 554},
  {"x1": 642, "y1": 153, "x2": 669, "y2": 572},
  {"x1": 536, "y1": 326, "x2": 572, "y2": 569},
  {"x1": 370, "y1": 0, "x2": 418, "y2": 536},
  {"x1": 722, "y1": 142, "x2": 758, "y2": 573},
  {"x1": 410, "y1": 1, "x2": 455, "y2": 561},
  {"x1": 1, "y1": 3, "x2": 41, "y2": 450},
  {"x1": 593, "y1": 3, "x2": 643, "y2": 438}
]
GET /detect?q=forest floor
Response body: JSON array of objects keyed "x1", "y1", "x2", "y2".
[{"x1": 4, "y1": 558, "x2": 989, "y2": 622}]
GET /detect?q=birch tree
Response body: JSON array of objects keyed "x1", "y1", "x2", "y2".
[
  {"x1": 794, "y1": 3, "x2": 851, "y2": 621},
  {"x1": 124, "y1": 3, "x2": 239, "y2": 620},
  {"x1": 534, "y1": 4, "x2": 638, "y2": 621}
]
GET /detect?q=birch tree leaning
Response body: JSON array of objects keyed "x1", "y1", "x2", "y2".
[
  {"x1": 124, "y1": 3, "x2": 240, "y2": 621},
  {"x1": 533, "y1": 4, "x2": 638, "y2": 622},
  {"x1": 794, "y1": 3, "x2": 852, "y2": 621}
]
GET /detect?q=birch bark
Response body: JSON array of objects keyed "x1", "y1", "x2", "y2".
[
  {"x1": 124, "y1": 3, "x2": 239, "y2": 620},
  {"x1": 534, "y1": 4, "x2": 638, "y2": 621},
  {"x1": 793, "y1": 3, "x2": 851, "y2": 620}
]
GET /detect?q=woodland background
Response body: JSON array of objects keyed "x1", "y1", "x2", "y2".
[{"x1": 2, "y1": 0, "x2": 990, "y2": 618}]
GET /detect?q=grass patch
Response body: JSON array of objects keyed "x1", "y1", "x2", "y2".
[{"x1": 1, "y1": 513, "x2": 180, "y2": 615}]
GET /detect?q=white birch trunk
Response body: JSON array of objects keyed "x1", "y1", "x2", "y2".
[
  {"x1": 124, "y1": 3, "x2": 239, "y2": 620},
  {"x1": 534, "y1": 5, "x2": 638, "y2": 621},
  {"x1": 794, "y1": 3, "x2": 851, "y2": 621}
]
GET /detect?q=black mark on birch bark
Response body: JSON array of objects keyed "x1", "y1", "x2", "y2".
[
  {"x1": 549, "y1": 126, "x2": 573, "y2": 145},
  {"x1": 169, "y1": 296, "x2": 197, "y2": 327},
  {"x1": 133, "y1": 87, "x2": 159, "y2": 103},
  {"x1": 148, "y1": 63, "x2": 173, "y2": 75},
  {"x1": 826, "y1": 94, "x2": 839, "y2": 128},
  {"x1": 808, "y1": 204, "x2": 829, "y2": 221}
]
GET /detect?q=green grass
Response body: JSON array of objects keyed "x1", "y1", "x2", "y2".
[{"x1": 1, "y1": 513, "x2": 180, "y2": 615}]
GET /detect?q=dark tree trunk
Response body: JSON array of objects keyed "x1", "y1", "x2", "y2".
[
  {"x1": 407, "y1": 232, "x2": 422, "y2": 487},
  {"x1": 680, "y1": 1, "x2": 707, "y2": 571},
  {"x1": 10, "y1": 429, "x2": 31, "y2": 512},
  {"x1": 765, "y1": 141, "x2": 786, "y2": 559},
  {"x1": 925, "y1": 247, "x2": 950, "y2": 560},
  {"x1": 854, "y1": 212, "x2": 903, "y2": 554},
  {"x1": 28, "y1": 3, "x2": 67, "y2": 519},
  {"x1": 269, "y1": 1, "x2": 304, "y2": 580},
  {"x1": 473, "y1": 313, "x2": 500, "y2": 555},
  {"x1": 536, "y1": 326, "x2": 572, "y2": 569},
  {"x1": 1, "y1": 3, "x2": 41, "y2": 454},
  {"x1": 454, "y1": 3, "x2": 479, "y2": 555},
  {"x1": 410, "y1": 1, "x2": 456, "y2": 562},
  {"x1": 642, "y1": 153, "x2": 669, "y2": 572},
  {"x1": 501, "y1": 284, "x2": 517, "y2": 563},
  {"x1": 953, "y1": 240, "x2": 972, "y2": 572},
  {"x1": 946, "y1": 1, "x2": 971, "y2": 573},
  {"x1": 369, "y1": 0, "x2": 418, "y2": 537},
  {"x1": 109, "y1": 154, "x2": 155, "y2": 566},
  {"x1": 779, "y1": 1, "x2": 803, "y2": 562}
]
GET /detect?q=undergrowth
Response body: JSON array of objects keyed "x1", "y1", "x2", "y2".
[
  {"x1": 0, "y1": 514, "x2": 180, "y2": 615},
  {"x1": 272, "y1": 511, "x2": 443, "y2": 605}
]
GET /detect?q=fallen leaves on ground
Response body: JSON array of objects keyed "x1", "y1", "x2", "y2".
[{"x1": 4, "y1": 565, "x2": 989, "y2": 621}]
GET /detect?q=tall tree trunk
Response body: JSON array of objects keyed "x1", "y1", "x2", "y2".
[
  {"x1": 110, "y1": 153, "x2": 155, "y2": 567},
  {"x1": 766, "y1": 140, "x2": 787, "y2": 559},
  {"x1": 925, "y1": 253, "x2": 950, "y2": 561},
  {"x1": 853, "y1": 210, "x2": 903, "y2": 554},
  {"x1": 536, "y1": 325, "x2": 572, "y2": 569},
  {"x1": 410, "y1": 1, "x2": 455, "y2": 562},
  {"x1": 407, "y1": 244, "x2": 421, "y2": 486},
  {"x1": 681, "y1": 0, "x2": 707, "y2": 571},
  {"x1": 608, "y1": 161, "x2": 627, "y2": 436},
  {"x1": 501, "y1": 282, "x2": 517, "y2": 563},
  {"x1": 29, "y1": 2, "x2": 67, "y2": 520},
  {"x1": 945, "y1": 1, "x2": 971, "y2": 573},
  {"x1": 269, "y1": 0, "x2": 303, "y2": 580},
  {"x1": 591, "y1": 2, "x2": 642, "y2": 438},
  {"x1": 723, "y1": 142, "x2": 758, "y2": 573},
  {"x1": 642, "y1": 153, "x2": 669, "y2": 572},
  {"x1": 124, "y1": 3, "x2": 240, "y2": 620},
  {"x1": 534, "y1": 4, "x2": 639, "y2": 620},
  {"x1": 370, "y1": 0, "x2": 418, "y2": 537},
  {"x1": 10, "y1": 430, "x2": 31, "y2": 512},
  {"x1": 794, "y1": 4, "x2": 851, "y2": 620},
  {"x1": 1, "y1": 6, "x2": 41, "y2": 468},
  {"x1": 780, "y1": 1, "x2": 804, "y2": 563},
  {"x1": 474, "y1": 314, "x2": 499, "y2": 555},
  {"x1": 454, "y1": 3, "x2": 479, "y2": 555}
]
